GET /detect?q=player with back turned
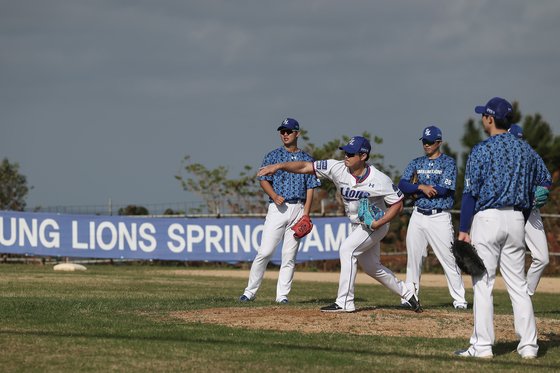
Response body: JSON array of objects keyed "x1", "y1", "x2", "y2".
[
  {"x1": 454, "y1": 97, "x2": 550, "y2": 360},
  {"x1": 257, "y1": 136, "x2": 422, "y2": 313},
  {"x1": 398, "y1": 126, "x2": 467, "y2": 309},
  {"x1": 239, "y1": 118, "x2": 320, "y2": 304},
  {"x1": 508, "y1": 124, "x2": 552, "y2": 296}
]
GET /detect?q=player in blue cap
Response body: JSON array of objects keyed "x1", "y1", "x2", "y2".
[
  {"x1": 455, "y1": 97, "x2": 550, "y2": 360},
  {"x1": 257, "y1": 135, "x2": 421, "y2": 313},
  {"x1": 398, "y1": 125, "x2": 467, "y2": 309},
  {"x1": 239, "y1": 118, "x2": 320, "y2": 304}
]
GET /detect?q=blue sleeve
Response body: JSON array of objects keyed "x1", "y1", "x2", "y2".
[
  {"x1": 433, "y1": 186, "x2": 452, "y2": 196},
  {"x1": 398, "y1": 179, "x2": 419, "y2": 194},
  {"x1": 459, "y1": 192, "x2": 476, "y2": 233},
  {"x1": 535, "y1": 153, "x2": 552, "y2": 188}
]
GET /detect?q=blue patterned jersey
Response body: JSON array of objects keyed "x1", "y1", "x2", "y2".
[
  {"x1": 532, "y1": 147, "x2": 552, "y2": 189},
  {"x1": 464, "y1": 133, "x2": 547, "y2": 212},
  {"x1": 508, "y1": 131, "x2": 552, "y2": 190},
  {"x1": 258, "y1": 147, "x2": 320, "y2": 202},
  {"x1": 401, "y1": 154, "x2": 456, "y2": 210}
]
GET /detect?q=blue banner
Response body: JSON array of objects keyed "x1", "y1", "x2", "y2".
[{"x1": 0, "y1": 211, "x2": 351, "y2": 263}]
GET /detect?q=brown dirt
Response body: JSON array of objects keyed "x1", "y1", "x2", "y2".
[
  {"x1": 171, "y1": 307, "x2": 560, "y2": 341},
  {"x1": 165, "y1": 269, "x2": 560, "y2": 341}
]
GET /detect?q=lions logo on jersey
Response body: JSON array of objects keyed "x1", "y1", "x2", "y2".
[{"x1": 340, "y1": 187, "x2": 370, "y2": 201}]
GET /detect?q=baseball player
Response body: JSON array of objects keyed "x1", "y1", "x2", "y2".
[
  {"x1": 239, "y1": 118, "x2": 320, "y2": 304},
  {"x1": 508, "y1": 124, "x2": 553, "y2": 295},
  {"x1": 257, "y1": 136, "x2": 422, "y2": 313},
  {"x1": 455, "y1": 97, "x2": 550, "y2": 360},
  {"x1": 398, "y1": 126, "x2": 467, "y2": 309}
]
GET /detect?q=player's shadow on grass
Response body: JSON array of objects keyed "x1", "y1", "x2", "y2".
[{"x1": 493, "y1": 335, "x2": 559, "y2": 358}]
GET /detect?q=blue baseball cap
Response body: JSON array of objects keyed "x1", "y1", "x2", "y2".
[
  {"x1": 509, "y1": 123, "x2": 523, "y2": 138},
  {"x1": 339, "y1": 136, "x2": 371, "y2": 154},
  {"x1": 419, "y1": 125, "x2": 442, "y2": 142},
  {"x1": 474, "y1": 97, "x2": 513, "y2": 120},
  {"x1": 277, "y1": 118, "x2": 300, "y2": 131}
]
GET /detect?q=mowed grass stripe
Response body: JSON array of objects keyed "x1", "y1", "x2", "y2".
[{"x1": 0, "y1": 264, "x2": 558, "y2": 372}]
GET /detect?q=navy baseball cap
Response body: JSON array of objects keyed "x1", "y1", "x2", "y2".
[
  {"x1": 339, "y1": 136, "x2": 371, "y2": 154},
  {"x1": 277, "y1": 118, "x2": 300, "y2": 131},
  {"x1": 474, "y1": 97, "x2": 513, "y2": 120},
  {"x1": 509, "y1": 123, "x2": 523, "y2": 138},
  {"x1": 419, "y1": 126, "x2": 442, "y2": 142}
]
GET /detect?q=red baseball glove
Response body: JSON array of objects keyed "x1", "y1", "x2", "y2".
[{"x1": 291, "y1": 215, "x2": 313, "y2": 239}]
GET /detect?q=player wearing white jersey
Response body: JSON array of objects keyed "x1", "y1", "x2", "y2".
[{"x1": 257, "y1": 136, "x2": 422, "y2": 313}]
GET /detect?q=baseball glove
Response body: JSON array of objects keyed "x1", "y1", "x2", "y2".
[
  {"x1": 291, "y1": 215, "x2": 313, "y2": 239},
  {"x1": 533, "y1": 186, "x2": 550, "y2": 209},
  {"x1": 411, "y1": 170, "x2": 418, "y2": 185},
  {"x1": 451, "y1": 240, "x2": 486, "y2": 276},
  {"x1": 358, "y1": 198, "x2": 385, "y2": 229}
]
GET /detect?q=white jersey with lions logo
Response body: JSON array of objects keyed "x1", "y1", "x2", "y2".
[{"x1": 313, "y1": 159, "x2": 404, "y2": 223}]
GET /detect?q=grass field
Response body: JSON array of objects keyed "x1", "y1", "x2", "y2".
[{"x1": 0, "y1": 264, "x2": 559, "y2": 372}]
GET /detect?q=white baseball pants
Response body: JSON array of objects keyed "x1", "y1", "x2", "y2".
[
  {"x1": 336, "y1": 223, "x2": 414, "y2": 311},
  {"x1": 404, "y1": 209, "x2": 467, "y2": 307},
  {"x1": 469, "y1": 207, "x2": 538, "y2": 358},
  {"x1": 243, "y1": 202, "x2": 303, "y2": 302},
  {"x1": 525, "y1": 209, "x2": 549, "y2": 295}
]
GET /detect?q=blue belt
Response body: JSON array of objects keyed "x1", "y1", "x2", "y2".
[
  {"x1": 285, "y1": 199, "x2": 305, "y2": 204},
  {"x1": 416, "y1": 207, "x2": 443, "y2": 216}
]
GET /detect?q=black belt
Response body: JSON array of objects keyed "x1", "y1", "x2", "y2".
[
  {"x1": 514, "y1": 206, "x2": 523, "y2": 212},
  {"x1": 285, "y1": 199, "x2": 305, "y2": 204},
  {"x1": 416, "y1": 207, "x2": 443, "y2": 216}
]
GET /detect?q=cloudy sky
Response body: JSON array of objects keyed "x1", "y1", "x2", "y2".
[{"x1": 2, "y1": 0, "x2": 559, "y2": 211}]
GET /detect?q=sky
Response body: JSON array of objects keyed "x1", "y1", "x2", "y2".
[{"x1": 2, "y1": 0, "x2": 560, "y2": 212}]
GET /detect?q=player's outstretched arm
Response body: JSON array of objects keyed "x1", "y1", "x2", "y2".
[{"x1": 257, "y1": 161, "x2": 314, "y2": 176}]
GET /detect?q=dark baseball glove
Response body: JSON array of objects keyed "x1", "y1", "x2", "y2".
[
  {"x1": 451, "y1": 240, "x2": 486, "y2": 276},
  {"x1": 291, "y1": 215, "x2": 313, "y2": 239}
]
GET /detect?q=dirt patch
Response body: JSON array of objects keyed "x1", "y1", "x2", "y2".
[{"x1": 171, "y1": 307, "x2": 560, "y2": 341}]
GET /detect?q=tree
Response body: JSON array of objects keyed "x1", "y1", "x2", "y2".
[
  {"x1": 521, "y1": 113, "x2": 560, "y2": 182},
  {"x1": 0, "y1": 158, "x2": 31, "y2": 211},
  {"x1": 118, "y1": 205, "x2": 149, "y2": 215},
  {"x1": 175, "y1": 156, "x2": 265, "y2": 215}
]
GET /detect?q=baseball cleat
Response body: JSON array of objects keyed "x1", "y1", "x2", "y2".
[
  {"x1": 406, "y1": 294, "x2": 423, "y2": 313},
  {"x1": 454, "y1": 303, "x2": 468, "y2": 310},
  {"x1": 400, "y1": 301, "x2": 411, "y2": 308},
  {"x1": 454, "y1": 347, "x2": 493, "y2": 359},
  {"x1": 277, "y1": 298, "x2": 289, "y2": 304},
  {"x1": 238, "y1": 295, "x2": 252, "y2": 302},
  {"x1": 522, "y1": 354, "x2": 537, "y2": 360},
  {"x1": 320, "y1": 303, "x2": 355, "y2": 313}
]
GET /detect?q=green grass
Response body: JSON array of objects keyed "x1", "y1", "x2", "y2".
[{"x1": 0, "y1": 264, "x2": 558, "y2": 372}]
